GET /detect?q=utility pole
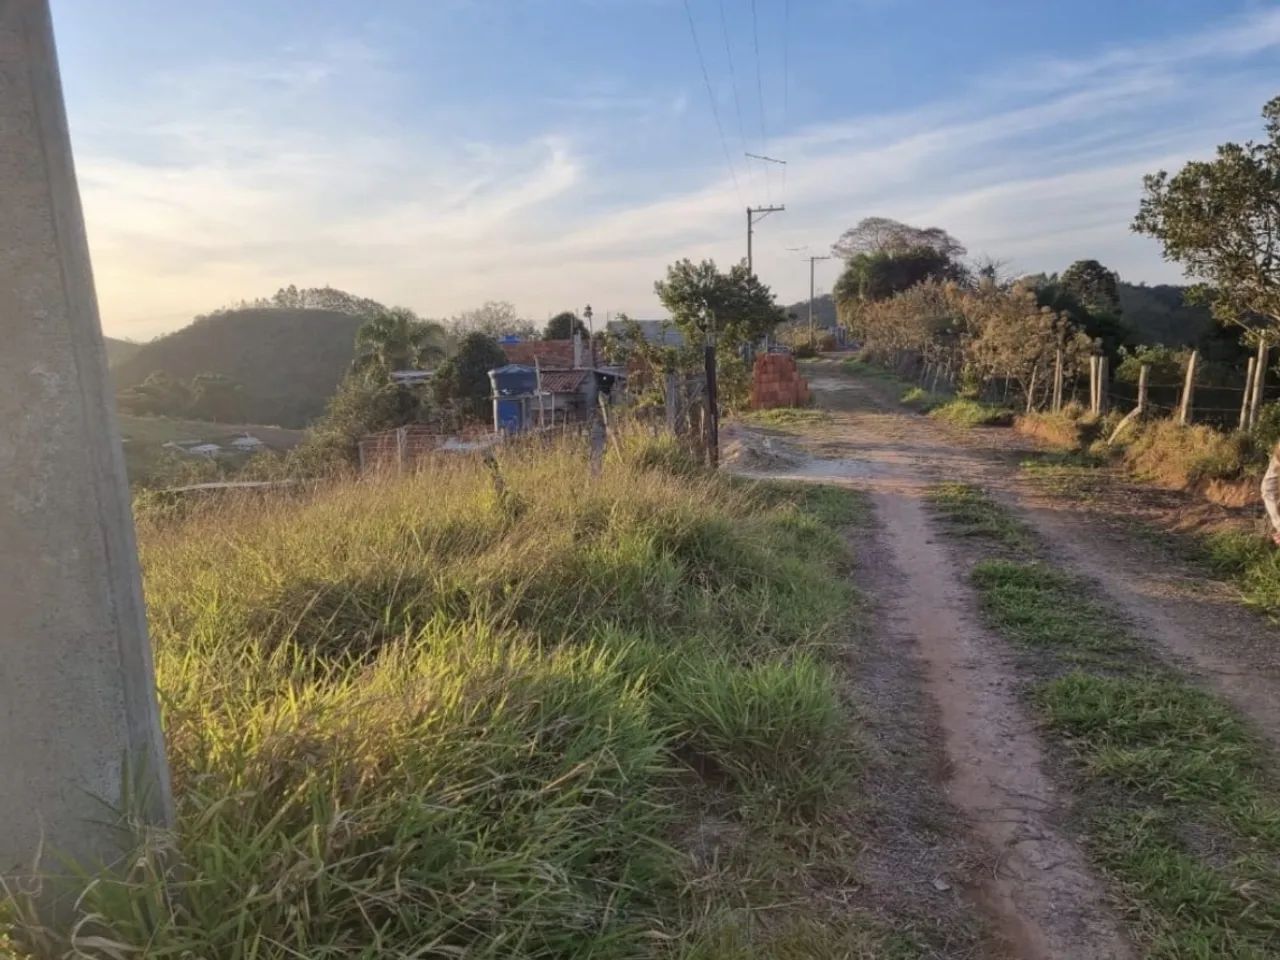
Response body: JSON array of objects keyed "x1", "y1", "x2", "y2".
[
  {"x1": 746, "y1": 204, "x2": 785, "y2": 275},
  {"x1": 807, "y1": 255, "x2": 832, "y2": 348}
]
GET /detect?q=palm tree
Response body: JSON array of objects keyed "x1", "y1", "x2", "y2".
[{"x1": 352, "y1": 307, "x2": 447, "y2": 375}]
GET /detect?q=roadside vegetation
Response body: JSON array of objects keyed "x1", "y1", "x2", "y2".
[
  {"x1": 4, "y1": 434, "x2": 924, "y2": 959},
  {"x1": 928, "y1": 483, "x2": 1280, "y2": 958}
]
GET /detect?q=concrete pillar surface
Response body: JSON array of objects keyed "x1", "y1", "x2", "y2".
[{"x1": 0, "y1": 0, "x2": 172, "y2": 887}]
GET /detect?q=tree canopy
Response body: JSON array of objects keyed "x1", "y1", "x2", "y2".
[
  {"x1": 831, "y1": 217, "x2": 966, "y2": 260},
  {"x1": 653, "y1": 259, "x2": 786, "y2": 350},
  {"x1": 450, "y1": 301, "x2": 537, "y2": 339},
  {"x1": 353, "y1": 307, "x2": 447, "y2": 375},
  {"x1": 543, "y1": 311, "x2": 588, "y2": 340},
  {"x1": 1133, "y1": 95, "x2": 1280, "y2": 337},
  {"x1": 433, "y1": 332, "x2": 508, "y2": 422}
]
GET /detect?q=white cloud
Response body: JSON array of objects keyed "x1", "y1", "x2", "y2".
[{"x1": 72, "y1": 6, "x2": 1280, "y2": 337}]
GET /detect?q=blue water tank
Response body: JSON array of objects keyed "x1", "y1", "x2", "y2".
[{"x1": 488, "y1": 364, "x2": 537, "y2": 397}]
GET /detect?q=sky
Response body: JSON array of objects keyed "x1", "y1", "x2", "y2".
[{"x1": 50, "y1": 0, "x2": 1280, "y2": 340}]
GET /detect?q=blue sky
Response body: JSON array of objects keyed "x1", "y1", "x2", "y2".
[{"x1": 51, "y1": 0, "x2": 1280, "y2": 338}]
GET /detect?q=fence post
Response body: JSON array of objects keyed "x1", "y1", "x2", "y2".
[
  {"x1": 1240, "y1": 357, "x2": 1257, "y2": 432},
  {"x1": 1250, "y1": 339, "x2": 1269, "y2": 429},
  {"x1": 1178, "y1": 350, "x2": 1199, "y2": 426},
  {"x1": 1089, "y1": 356, "x2": 1099, "y2": 415},
  {"x1": 1137, "y1": 363, "x2": 1150, "y2": 415},
  {"x1": 665, "y1": 371, "x2": 679, "y2": 435},
  {"x1": 1025, "y1": 365, "x2": 1039, "y2": 414},
  {"x1": 1052, "y1": 348, "x2": 1064, "y2": 412},
  {"x1": 1098, "y1": 356, "x2": 1110, "y2": 414}
]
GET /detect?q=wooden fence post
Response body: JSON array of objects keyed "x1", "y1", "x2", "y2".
[
  {"x1": 1178, "y1": 350, "x2": 1199, "y2": 426},
  {"x1": 665, "y1": 371, "x2": 679, "y2": 435},
  {"x1": 1089, "y1": 356, "x2": 1099, "y2": 415},
  {"x1": 1098, "y1": 356, "x2": 1110, "y2": 414},
  {"x1": 1240, "y1": 357, "x2": 1257, "y2": 432},
  {"x1": 1250, "y1": 340, "x2": 1269, "y2": 429},
  {"x1": 1136, "y1": 363, "x2": 1150, "y2": 415},
  {"x1": 1052, "y1": 348, "x2": 1064, "y2": 413},
  {"x1": 1025, "y1": 365, "x2": 1039, "y2": 414}
]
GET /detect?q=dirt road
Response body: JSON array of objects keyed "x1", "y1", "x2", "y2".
[{"x1": 729, "y1": 360, "x2": 1280, "y2": 959}]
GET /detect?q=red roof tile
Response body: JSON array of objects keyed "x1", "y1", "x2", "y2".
[{"x1": 501, "y1": 340, "x2": 575, "y2": 367}]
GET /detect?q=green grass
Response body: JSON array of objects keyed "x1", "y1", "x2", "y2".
[
  {"x1": 899, "y1": 387, "x2": 942, "y2": 412},
  {"x1": 1196, "y1": 528, "x2": 1280, "y2": 616},
  {"x1": 741, "y1": 407, "x2": 830, "y2": 427},
  {"x1": 1019, "y1": 451, "x2": 1108, "y2": 502},
  {"x1": 927, "y1": 398, "x2": 1013, "y2": 428},
  {"x1": 927, "y1": 482, "x2": 1280, "y2": 958},
  {"x1": 926, "y1": 483, "x2": 1031, "y2": 550},
  {"x1": 4, "y1": 433, "x2": 903, "y2": 958}
]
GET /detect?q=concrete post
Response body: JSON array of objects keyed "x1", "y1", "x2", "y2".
[{"x1": 0, "y1": 0, "x2": 173, "y2": 908}]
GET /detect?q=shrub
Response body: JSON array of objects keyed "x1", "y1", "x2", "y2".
[
  {"x1": 928, "y1": 399, "x2": 1013, "y2": 428},
  {"x1": 900, "y1": 386, "x2": 941, "y2": 412},
  {"x1": 1122, "y1": 419, "x2": 1250, "y2": 487}
]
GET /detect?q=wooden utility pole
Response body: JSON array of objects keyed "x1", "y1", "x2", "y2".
[
  {"x1": 1179, "y1": 350, "x2": 1199, "y2": 426},
  {"x1": 1240, "y1": 357, "x2": 1257, "y2": 431}
]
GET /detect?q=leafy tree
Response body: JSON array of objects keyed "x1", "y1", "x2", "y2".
[
  {"x1": 544, "y1": 311, "x2": 588, "y2": 340},
  {"x1": 1133, "y1": 96, "x2": 1280, "y2": 336},
  {"x1": 353, "y1": 307, "x2": 447, "y2": 375},
  {"x1": 834, "y1": 248, "x2": 963, "y2": 308},
  {"x1": 116, "y1": 371, "x2": 192, "y2": 417},
  {"x1": 1028, "y1": 273, "x2": 1130, "y2": 357},
  {"x1": 187, "y1": 373, "x2": 246, "y2": 423},
  {"x1": 450, "y1": 301, "x2": 537, "y2": 339},
  {"x1": 831, "y1": 217, "x2": 966, "y2": 260},
  {"x1": 294, "y1": 373, "x2": 429, "y2": 469},
  {"x1": 433, "y1": 332, "x2": 508, "y2": 422},
  {"x1": 653, "y1": 259, "x2": 785, "y2": 350},
  {"x1": 1060, "y1": 260, "x2": 1122, "y2": 316}
]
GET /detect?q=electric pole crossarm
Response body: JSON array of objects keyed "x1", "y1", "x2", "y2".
[{"x1": 746, "y1": 204, "x2": 785, "y2": 275}]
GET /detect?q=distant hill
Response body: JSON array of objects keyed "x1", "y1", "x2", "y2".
[
  {"x1": 112, "y1": 308, "x2": 365, "y2": 427},
  {"x1": 1116, "y1": 282, "x2": 1215, "y2": 347},
  {"x1": 104, "y1": 336, "x2": 141, "y2": 367},
  {"x1": 783, "y1": 293, "x2": 837, "y2": 329}
]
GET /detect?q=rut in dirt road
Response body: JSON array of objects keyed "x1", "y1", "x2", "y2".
[{"x1": 871, "y1": 489, "x2": 1130, "y2": 959}]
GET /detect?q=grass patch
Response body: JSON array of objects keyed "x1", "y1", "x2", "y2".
[
  {"x1": 741, "y1": 407, "x2": 830, "y2": 427},
  {"x1": 971, "y1": 560, "x2": 1131, "y2": 656},
  {"x1": 926, "y1": 483, "x2": 1031, "y2": 550},
  {"x1": 899, "y1": 387, "x2": 942, "y2": 412},
  {"x1": 928, "y1": 398, "x2": 1013, "y2": 428},
  {"x1": 3, "y1": 436, "x2": 890, "y2": 958},
  {"x1": 927, "y1": 481, "x2": 1280, "y2": 957},
  {"x1": 1019, "y1": 450, "x2": 1108, "y2": 502},
  {"x1": 1197, "y1": 528, "x2": 1280, "y2": 616}
]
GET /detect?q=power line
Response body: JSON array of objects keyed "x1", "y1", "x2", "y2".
[
  {"x1": 683, "y1": 0, "x2": 743, "y2": 205},
  {"x1": 782, "y1": 0, "x2": 790, "y2": 201},
  {"x1": 718, "y1": 0, "x2": 753, "y2": 197},
  {"x1": 749, "y1": 0, "x2": 770, "y2": 201}
]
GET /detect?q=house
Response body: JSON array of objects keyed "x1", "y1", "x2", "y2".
[
  {"x1": 488, "y1": 336, "x2": 624, "y2": 433},
  {"x1": 229, "y1": 434, "x2": 265, "y2": 451}
]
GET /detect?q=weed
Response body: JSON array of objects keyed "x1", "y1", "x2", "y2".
[
  {"x1": 928, "y1": 399, "x2": 1013, "y2": 428},
  {"x1": 741, "y1": 408, "x2": 830, "y2": 427},
  {"x1": 971, "y1": 560, "x2": 1131, "y2": 654},
  {"x1": 899, "y1": 387, "x2": 941, "y2": 412}
]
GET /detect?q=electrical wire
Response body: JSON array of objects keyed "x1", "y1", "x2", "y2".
[
  {"x1": 718, "y1": 0, "x2": 754, "y2": 198},
  {"x1": 683, "y1": 0, "x2": 743, "y2": 205},
  {"x1": 749, "y1": 0, "x2": 770, "y2": 202}
]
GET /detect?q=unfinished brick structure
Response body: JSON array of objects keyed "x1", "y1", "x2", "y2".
[{"x1": 750, "y1": 353, "x2": 811, "y2": 410}]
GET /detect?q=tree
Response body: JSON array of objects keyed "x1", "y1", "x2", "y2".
[
  {"x1": 832, "y1": 217, "x2": 966, "y2": 260},
  {"x1": 1060, "y1": 259, "x2": 1121, "y2": 317},
  {"x1": 450, "y1": 301, "x2": 537, "y2": 339},
  {"x1": 833, "y1": 248, "x2": 963, "y2": 308},
  {"x1": 116, "y1": 371, "x2": 192, "y2": 417},
  {"x1": 187, "y1": 373, "x2": 246, "y2": 423},
  {"x1": 653, "y1": 259, "x2": 785, "y2": 350},
  {"x1": 1133, "y1": 96, "x2": 1280, "y2": 337},
  {"x1": 352, "y1": 307, "x2": 447, "y2": 375},
  {"x1": 433, "y1": 332, "x2": 508, "y2": 422},
  {"x1": 294, "y1": 373, "x2": 428, "y2": 468},
  {"x1": 543, "y1": 311, "x2": 587, "y2": 340}
]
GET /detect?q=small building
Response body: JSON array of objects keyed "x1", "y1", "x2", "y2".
[
  {"x1": 187, "y1": 443, "x2": 222, "y2": 457},
  {"x1": 229, "y1": 434, "x2": 265, "y2": 451}
]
